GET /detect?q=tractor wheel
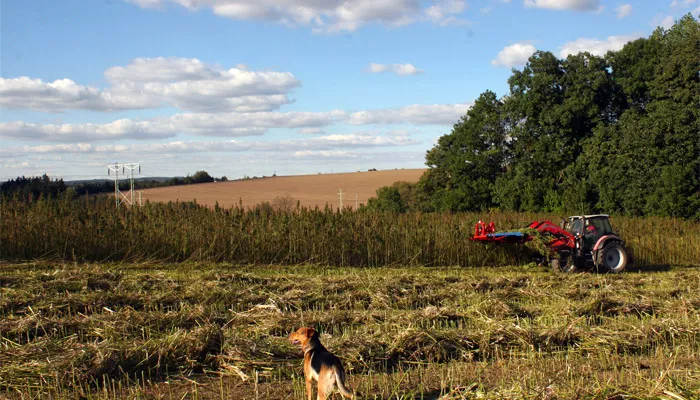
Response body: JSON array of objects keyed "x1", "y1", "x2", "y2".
[
  {"x1": 550, "y1": 253, "x2": 576, "y2": 273},
  {"x1": 596, "y1": 242, "x2": 628, "y2": 273}
]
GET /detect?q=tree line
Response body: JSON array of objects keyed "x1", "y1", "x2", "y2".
[
  {"x1": 368, "y1": 15, "x2": 699, "y2": 219},
  {"x1": 0, "y1": 170, "x2": 224, "y2": 200}
]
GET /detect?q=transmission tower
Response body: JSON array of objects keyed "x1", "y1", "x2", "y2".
[
  {"x1": 107, "y1": 162, "x2": 141, "y2": 207},
  {"x1": 338, "y1": 189, "x2": 344, "y2": 210}
]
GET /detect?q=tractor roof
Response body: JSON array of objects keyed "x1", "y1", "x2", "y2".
[{"x1": 568, "y1": 214, "x2": 610, "y2": 219}]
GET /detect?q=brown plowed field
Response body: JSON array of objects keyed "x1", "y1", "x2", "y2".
[{"x1": 141, "y1": 168, "x2": 425, "y2": 209}]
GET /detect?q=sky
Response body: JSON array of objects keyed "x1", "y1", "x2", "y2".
[{"x1": 1, "y1": 0, "x2": 698, "y2": 182}]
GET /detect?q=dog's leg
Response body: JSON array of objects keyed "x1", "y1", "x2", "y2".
[
  {"x1": 317, "y1": 369, "x2": 336, "y2": 400},
  {"x1": 317, "y1": 385, "x2": 328, "y2": 400},
  {"x1": 306, "y1": 376, "x2": 313, "y2": 400}
]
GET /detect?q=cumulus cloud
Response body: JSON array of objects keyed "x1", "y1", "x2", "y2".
[
  {"x1": 559, "y1": 34, "x2": 641, "y2": 58},
  {"x1": 0, "y1": 58, "x2": 300, "y2": 113},
  {"x1": 2, "y1": 101, "x2": 469, "y2": 143},
  {"x1": 366, "y1": 63, "x2": 424, "y2": 76},
  {"x1": 524, "y1": 0, "x2": 600, "y2": 11},
  {"x1": 491, "y1": 42, "x2": 537, "y2": 68},
  {"x1": 615, "y1": 4, "x2": 632, "y2": 18},
  {"x1": 124, "y1": 0, "x2": 162, "y2": 8},
  {"x1": 348, "y1": 103, "x2": 472, "y2": 125},
  {"x1": 298, "y1": 128, "x2": 325, "y2": 134},
  {"x1": 651, "y1": 14, "x2": 675, "y2": 29},
  {"x1": 4, "y1": 134, "x2": 418, "y2": 157},
  {"x1": 0, "y1": 77, "x2": 154, "y2": 112},
  {"x1": 123, "y1": 0, "x2": 469, "y2": 33},
  {"x1": 670, "y1": 0, "x2": 698, "y2": 8},
  {"x1": 425, "y1": 0, "x2": 468, "y2": 26},
  {"x1": 0, "y1": 110, "x2": 344, "y2": 142},
  {"x1": 0, "y1": 120, "x2": 180, "y2": 142}
]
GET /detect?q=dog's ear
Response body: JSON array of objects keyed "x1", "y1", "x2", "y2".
[{"x1": 305, "y1": 327, "x2": 317, "y2": 338}]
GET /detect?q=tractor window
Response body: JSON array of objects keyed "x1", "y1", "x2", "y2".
[
  {"x1": 570, "y1": 219, "x2": 583, "y2": 235},
  {"x1": 587, "y1": 218, "x2": 613, "y2": 236},
  {"x1": 594, "y1": 218, "x2": 613, "y2": 235}
]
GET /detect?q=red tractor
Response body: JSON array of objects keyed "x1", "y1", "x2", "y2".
[{"x1": 472, "y1": 214, "x2": 629, "y2": 273}]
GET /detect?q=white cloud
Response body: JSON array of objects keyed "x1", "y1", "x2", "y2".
[
  {"x1": 3, "y1": 134, "x2": 418, "y2": 157},
  {"x1": 298, "y1": 128, "x2": 325, "y2": 134},
  {"x1": 1, "y1": 102, "x2": 468, "y2": 143},
  {"x1": 615, "y1": 4, "x2": 632, "y2": 18},
  {"x1": 367, "y1": 63, "x2": 424, "y2": 76},
  {"x1": 524, "y1": 0, "x2": 600, "y2": 11},
  {"x1": 123, "y1": 0, "x2": 469, "y2": 33},
  {"x1": 671, "y1": 0, "x2": 698, "y2": 8},
  {"x1": 425, "y1": 0, "x2": 468, "y2": 26},
  {"x1": 651, "y1": 14, "x2": 675, "y2": 29},
  {"x1": 0, "y1": 58, "x2": 300, "y2": 113},
  {"x1": 0, "y1": 77, "x2": 154, "y2": 112},
  {"x1": 559, "y1": 34, "x2": 641, "y2": 57},
  {"x1": 125, "y1": 0, "x2": 162, "y2": 8},
  {"x1": 0, "y1": 110, "x2": 344, "y2": 142},
  {"x1": 491, "y1": 42, "x2": 537, "y2": 68},
  {"x1": 348, "y1": 103, "x2": 472, "y2": 125},
  {"x1": 292, "y1": 150, "x2": 359, "y2": 159},
  {"x1": 0, "y1": 120, "x2": 180, "y2": 142}
]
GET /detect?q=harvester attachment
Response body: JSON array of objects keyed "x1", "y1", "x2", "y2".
[{"x1": 470, "y1": 220, "x2": 531, "y2": 244}]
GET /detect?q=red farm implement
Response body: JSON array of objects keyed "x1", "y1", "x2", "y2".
[{"x1": 471, "y1": 215, "x2": 629, "y2": 273}]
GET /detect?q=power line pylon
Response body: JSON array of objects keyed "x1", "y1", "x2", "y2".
[
  {"x1": 107, "y1": 162, "x2": 141, "y2": 207},
  {"x1": 338, "y1": 189, "x2": 344, "y2": 210}
]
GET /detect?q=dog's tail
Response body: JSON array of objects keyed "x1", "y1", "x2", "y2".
[{"x1": 333, "y1": 364, "x2": 357, "y2": 399}]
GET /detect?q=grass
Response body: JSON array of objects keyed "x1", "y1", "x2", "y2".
[{"x1": 1, "y1": 262, "x2": 699, "y2": 399}]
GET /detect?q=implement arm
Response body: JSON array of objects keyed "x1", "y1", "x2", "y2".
[{"x1": 471, "y1": 220, "x2": 575, "y2": 251}]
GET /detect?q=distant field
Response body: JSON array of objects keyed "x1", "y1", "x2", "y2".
[{"x1": 141, "y1": 169, "x2": 425, "y2": 209}]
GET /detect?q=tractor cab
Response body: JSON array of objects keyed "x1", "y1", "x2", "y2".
[
  {"x1": 561, "y1": 214, "x2": 627, "y2": 272},
  {"x1": 564, "y1": 215, "x2": 614, "y2": 246}
]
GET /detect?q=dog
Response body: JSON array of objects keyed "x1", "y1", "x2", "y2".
[{"x1": 289, "y1": 327, "x2": 356, "y2": 400}]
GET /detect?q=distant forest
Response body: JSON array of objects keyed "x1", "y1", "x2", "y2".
[
  {"x1": 368, "y1": 15, "x2": 699, "y2": 219},
  {"x1": 0, "y1": 170, "x2": 224, "y2": 200}
]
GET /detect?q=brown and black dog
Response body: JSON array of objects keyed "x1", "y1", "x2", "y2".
[{"x1": 289, "y1": 327, "x2": 356, "y2": 400}]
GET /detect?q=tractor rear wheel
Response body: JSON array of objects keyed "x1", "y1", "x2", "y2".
[{"x1": 596, "y1": 242, "x2": 628, "y2": 273}]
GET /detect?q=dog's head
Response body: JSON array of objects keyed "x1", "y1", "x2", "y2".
[{"x1": 289, "y1": 327, "x2": 317, "y2": 347}]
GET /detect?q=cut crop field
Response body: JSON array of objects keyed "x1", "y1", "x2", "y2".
[
  {"x1": 141, "y1": 169, "x2": 425, "y2": 209},
  {"x1": 1, "y1": 262, "x2": 699, "y2": 399}
]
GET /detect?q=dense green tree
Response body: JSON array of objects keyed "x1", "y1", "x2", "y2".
[
  {"x1": 0, "y1": 175, "x2": 67, "y2": 201},
  {"x1": 584, "y1": 15, "x2": 699, "y2": 218},
  {"x1": 365, "y1": 181, "x2": 417, "y2": 213},
  {"x1": 367, "y1": 15, "x2": 699, "y2": 218},
  {"x1": 366, "y1": 185, "x2": 406, "y2": 213},
  {"x1": 495, "y1": 50, "x2": 619, "y2": 212},
  {"x1": 418, "y1": 90, "x2": 507, "y2": 212}
]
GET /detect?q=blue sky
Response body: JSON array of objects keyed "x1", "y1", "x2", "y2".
[{"x1": 1, "y1": 0, "x2": 697, "y2": 181}]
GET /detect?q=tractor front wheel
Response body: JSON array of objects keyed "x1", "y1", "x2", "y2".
[
  {"x1": 596, "y1": 242, "x2": 628, "y2": 273},
  {"x1": 550, "y1": 252, "x2": 576, "y2": 273}
]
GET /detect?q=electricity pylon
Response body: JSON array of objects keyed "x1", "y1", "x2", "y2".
[{"x1": 107, "y1": 162, "x2": 141, "y2": 207}]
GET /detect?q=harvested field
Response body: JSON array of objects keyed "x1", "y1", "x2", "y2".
[
  {"x1": 141, "y1": 169, "x2": 425, "y2": 209},
  {"x1": 1, "y1": 262, "x2": 699, "y2": 399}
]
